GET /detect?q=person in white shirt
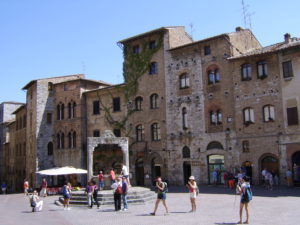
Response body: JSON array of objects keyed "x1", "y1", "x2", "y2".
[
  {"x1": 121, "y1": 163, "x2": 131, "y2": 186},
  {"x1": 30, "y1": 190, "x2": 43, "y2": 212}
]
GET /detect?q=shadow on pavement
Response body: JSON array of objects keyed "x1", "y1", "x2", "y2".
[{"x1": 165, "y1": 185, "x2": 300, "y2": 197}]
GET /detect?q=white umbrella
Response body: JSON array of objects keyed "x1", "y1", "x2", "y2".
[{"x1": 36, "y1": 166, "x2": 87, "y2": 176}]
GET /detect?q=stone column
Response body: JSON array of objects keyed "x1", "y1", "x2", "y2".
[{"x1": 87, "y1": 138, "x2": 94, "y2": 181}]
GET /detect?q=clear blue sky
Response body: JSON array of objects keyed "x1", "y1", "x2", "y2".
[{"x1": 0, "y1": 0, "x2": 299, "y2": 103}]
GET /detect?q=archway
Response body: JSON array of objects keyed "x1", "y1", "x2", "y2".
[
  {"x1": 93, "y1": 144, "x2": 123, "y2": 175},
  {"x1": 135, "y1": 158, "x2": 144, "y2": 186},
  {"x1": 260, "y1": 155, "x2": 279, "y2": 180},
  {"x1": 292, "y1": 151, "x2": 300, "y2": 184},
  {"x1": 208, "y1": 155, "x2": 225, "y2": 184},
  {"x1": 183, "y1": 161, "x2": 191, "y2": 185}
]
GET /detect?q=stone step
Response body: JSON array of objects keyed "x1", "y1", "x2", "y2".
[{"x1": 69, "y1": 192, "x2": 155, "y2": 201}]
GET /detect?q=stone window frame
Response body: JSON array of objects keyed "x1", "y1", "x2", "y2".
[
  {"x1": 93, "y1": 100, "x2": 100, "y2": 115},
  {"x1": 68, "y1": 130, "x2": 76, "y2": 149},
  {"x1": 149, "y1": 40, "x2": 157, "y2": 49},
  {"x1": 93, "y1": 130, "x2": 100, "y2": 137},
  {"x1": 282, "y1": 60, "x2": 293, "y2": 79},
  {"x1": 150, "y1": 93, "x2": 159, "y2": 109},
  {"x1": 210, "y1": 109, "x2": 222, "y2": 125},
  {"x1": 207, "y1": 65, "x2": 220, "y2": 85},
  {"x1": 135, "y1": 124, "x2": 145, "y2": 142},
  {"x1": 149, "y1": 62, "x2": 158, "y2": 75},
  {"x1": 287, "y1": 107, "x2": 299, "y2": 126},
  {"x1": 57, "y1": 103, "x2": 64, "y2": 120},
  {"x1": 135, "y1": 96, "x2": 143, "y2": 111},
  {"x1": 243, "y1": 107, "x2": 255, "y2": 125},
  {"x1": 113, "y1": 97, "x2": 121, "y2": 112},
  {"x1": 242, "y1": 140, "x2": 250, "y2": 153},
  {"x1": 57, "y1": 131, "x2": 65, "y2": 149},
  {"x1": 47, "y1": 142, "x2": 53, "y2": 156},
  {"x1": 257, "y1": 61, "x2": 268, "y2": 79},
  {"x1": 241, "y1": 63, "x2": 252, "y2": 81},
  {"x1": 263, "y1": 105, "x2": 275, "y2": 122},
  {"x1": 132, "y1": 45, "x2": 140, "y2": 54},
  {"x1": 151, "y1": 122, "x2": 161, "y2": 141},
  {"x1": 182, "y1": 146, "x2": 191, "y2": 158},
  {"x1": 179, "y1": 73, "x2": 190, "y2": 89},
  {"x1": 204, "y1": 45, "x2": 211, "y2": 56},
  {"x1": 68, "y1": 100, "x2": 76, "y2": 119},
  {"x1": 182, "y1": 107, "x2": 188, "y2": 130}
]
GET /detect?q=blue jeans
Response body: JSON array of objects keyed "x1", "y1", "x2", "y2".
[
  {"x1": 99, "y1": 181, "x2": 104, "y2": 190},
  {"x1": 122, "y1": 194, "x2": 128, "y2": 209}
]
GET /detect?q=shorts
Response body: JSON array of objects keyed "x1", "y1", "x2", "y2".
[
  {"x1": 157, "y1": 192, "x2": 166, "y2": 200},
  {"x1": 123, "y1": 175, "x2": 129, "y2": 179},
  {"x1": 63, "y1": 194, "x2": 70, "y2": 199},
  {"x1": 241, "y1": 196, "x2": 250, "y2": 204},
  {"x1": 190, "y1": 192, "x2": 197, "y2": 199}
]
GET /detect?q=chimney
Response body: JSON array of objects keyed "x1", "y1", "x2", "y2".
[
  {"x1": 236, "y1": 27, "x2": 243, "y2": 32},
  {"x1": 284, "y1": 33, "x2": 291, "y2": 43}
]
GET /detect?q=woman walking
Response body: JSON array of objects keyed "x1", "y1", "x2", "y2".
[
  {"x1": 62, "y1": 182, "x2": 72, "y2": 210},
  {"x1": 237, "y1": 176, "x2": 252, "y2": 224},
  {"x1": 186, "y1": 176, "x2": 198, "y2": 212},
  {"x1": 150, "y1": 177, "x2": 169, "y2": 216}
]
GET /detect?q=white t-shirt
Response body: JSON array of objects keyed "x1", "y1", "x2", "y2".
[
  {"x1": 286, "y1": 170, "x2": 292, "y2": 177},
  {"x1": 122, "y1": 165, "x2": 129, "y2": 176}
]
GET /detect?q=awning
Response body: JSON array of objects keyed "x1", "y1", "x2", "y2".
[{"x1": 36, "y1": 166, "x2": 87, "y2": 176}]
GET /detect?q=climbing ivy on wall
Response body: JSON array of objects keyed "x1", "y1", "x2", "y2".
[{"x1": 96, "y1": 33, "x2": 164, "y2": 137}]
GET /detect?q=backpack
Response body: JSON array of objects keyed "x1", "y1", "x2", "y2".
[
  {"x1": 162, "y1": 182, "x2": 168, "y2": 193},
  {"x1": 243, "y1": 186, "x2": 253, "y2": 201},
  {"x1": 115, "y1": 185, "x2": 123, "y2": 194}
]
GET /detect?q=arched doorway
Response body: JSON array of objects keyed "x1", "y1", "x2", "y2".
[
  {"x1": 260, "y1": 155, "x2": 279, "y2": 179},
  {"x1": 183, "y1": 161, "x2": 191, "y2": 185},
  {"x1": 208, "y1": 155, "x2": 225, "y2": 184},
  {"x1": 292, "y1": 151, "x2": 300, "y2": 184},
  {"x1": 135, "y1": 158, "x2": 144, "y2": 186},
  {"x1": 93, "y1": 144, "x2": 123, "y2": 175}
]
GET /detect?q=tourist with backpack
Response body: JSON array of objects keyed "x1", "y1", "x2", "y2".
[
  {"x1": 85, "y1": 181, "x2": 95, "y2": 208},
  {"x1": 150, "y1": 177, "x2": 169, "y2": 216},
  {"x1": 111, "y1": 176, "x2": 122, "y2": 211},
  {"x1": 62, "y1": 182, "x2": 72, "y2": 210},
  {"x1": 237, "y1": 176, "x2": 252, "y2": 224},
  {"x1": 186, "y1": 176, "x2": 198, "y2": 212},
  {"x1": 91, "y1": 180, "x2": 100, "y2": 209}
]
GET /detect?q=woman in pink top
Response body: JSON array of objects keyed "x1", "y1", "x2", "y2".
[{"x1": 186, "y1": 176, "x2": 198, "y2": 212}]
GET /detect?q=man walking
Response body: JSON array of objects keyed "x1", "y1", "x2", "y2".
[
  {"x1": 98, "y1": 171, "x2": 105, "y2": 190},
  {"x1": 121, "y1": 176, "x2": 129, "y2": 211}
]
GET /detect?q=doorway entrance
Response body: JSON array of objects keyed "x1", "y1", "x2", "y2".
[
  {"x1": 292, "y1": 151, "x2": 300, "y2": 184},
  {"x1": 183, "y1": 161, "x2": 191, "y2": 185},
  {"x1": 208, "y1": 155, "x2": 225, "y2": 184},
  {"x1": 135, "y1": 158, "x2": 144, "y2": 186},
  {"x1": 242, "y1": 161, "x2": 253, "y2": 181},
  {"x1": 151, "y1": 158, "x2": 161, "y2": 185},
  {"x1": 260, "y1": 155, "x2": 279, "y2": 176}
]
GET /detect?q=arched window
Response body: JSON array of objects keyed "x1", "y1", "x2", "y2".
[
  {"x1": 149, "y1": 62, "x2": 158, "y2": 75},
  {"x1": 72, "y1": 131, "x2": 76, "y2": 148},
  {"x1": 207, "y1": 141, "x2": 224, "y2": 150},
  {"x1": 68, "y1": 131, "x2": 76, "y2": 148},
  {"x1": 150, "y1": 94, "x2": 159, "y2": 109},
  {"x1": 68, "y1": 101, "x2": 76, "y2": 119},
  {"x1": 179, "y1": 73, "x2": 190, "y2": 89},
  {"x1": 210, "y1": 110, "x2": 222, "y2": 125},
  {"x1": 241, "y1": 64, "x2": 252, "y2": 81},
  {"x1": 243, "y1": 107, "x2": 255, "y2": 125},
  {"x1": 57, "y1": 103, "x2": 64, "y2": 120},
  {"x1": 151, "y1": 123, "x2": 161, "y2": 141},
  {"x1": 182, "y1": 107, "x2": 188, "y2": 129},
  {"x1": 57, "y1": 132, "x2": 65, "y2": 149},
  {"x1": 208, "y1": 69, "x2": 220, "y2": 84},
  {"x1": 182, "y1": 146, "x2": 191, "y2": 158},
  {"x1": 135, "y1": 97, "x2": 143, "y2": 111},
  {"x1": 136, "y1": 124, "x2": 144, "y2": 142},
  {"x1": 47, "y1": 142, "x2": 53, "y2": 155},
  {"x1": 263, "y1": 105, "x2": 275, "y2": 122}
]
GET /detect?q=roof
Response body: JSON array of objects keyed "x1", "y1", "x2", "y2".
[
  {"x1": 12, "y1": 104, "x2": 26, "y2": 114},
  {"x1": 53, "y1": 78, "x2": 112, "y2": 87},
  {"x1": 229, "y1": 38, "x2": 300, "y2": 60},
  {"x1": 83, "y1": 83, "x2": 125, "y2": 95},
  {"x1": 1, "y1": 119, "x2": 15, "y2": 125},
  {"x1": 118, "y1": 26, "x2": 184, "y2": 44},
  {"x1": 169, "y1": 33, "x2": 228, "y2": 51},
  {"x1": 0, "y1": 101, "x2": 24, "y2": 105},
  {"x1": 22, "y1": 74, "x2": 85, "y2": 90}
]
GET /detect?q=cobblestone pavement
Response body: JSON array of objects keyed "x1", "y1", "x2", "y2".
[{"x1": 0, "y1": 185, "x2": 299, "y2": 225}]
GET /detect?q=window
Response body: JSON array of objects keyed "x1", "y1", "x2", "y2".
[
  {"x1": 68, "y1": 101, "x2": 76, "y2": 119},
  {"x1": 57, "y1": 132, "x2": 64, "y2": 149},
  {"x1": 93, "y1": 101, "x2": 100, "y2": 115},
  {"x1": 149, "y1": 62, "x2": 158, "y2": 75},
  {"x1": 113, "y1": 97, "x2": 121, "y2": 112},
  {"x1": 241, "y1": 64, "x2": 252, "y2": 81},
  {"x1": 149, "y1": 41, "x2": 156, "y2": 49},
  {"x1": 47, "y1": 142, "x2": 53, "y2": 156},
  {"x1": 136, "y1": 124, "x2": 144, "y2": 142},
  {"x1": 242, "y1": 140, "x2": 250, "y2": 153},
  {"x1": 46, "y1": 113, "x2": 52, "y2": 124},
  {"x1": 182, "y1": 146, "x2": 191, "y2": 158},
  {"x1": 243, "y1": 107, "x2": 255, "y2": 125},
  {"x1": 135, "y1": 97, "x2": 143, "y2": 111},
  {"x1": 210, "y1": 110, "x2": 222, "y2": 125},
  {"x1": 283, "y1": 61, "x2": 293, "y2": 78},
  {"x1": 93, "y1": 130, "x2": 100, "y2": 137},
  {"x1": 182, "y1": 107, "x2": 188, "y2": 129},
  {"x1": 151, "y1": 123, "x2": 161, "y2": 141},
  {"x1": 133, "y1": 45, "x2": 140, "y2": 54},
  {"x1": 150, "y1": 94, "x2": 159, "y2": 109},
  {"x1": 179, "y1": 73, "x2": 190, "y2": 89},
  {"x1": 208, "y1": 69, "x2": 220, "y2": 84},
  {"x1": 263, "y1": 105, "x2": 275, "y2": 122},
  {"x1": 287, "y1": 107, "x2": 299, "y2": 125},
  {"x1": 257, "y1": 61, "x2": 268, "y2": 79},
  {"x1": 57, "y1": 103, "x2": 64, "y2": 120},
  {"x1": 113, "y1": 129, "x2": 121, "y2": 137},
  {"x1": 204, "y1": 46, "x2": 211, "y2": 55},
  {"x1": 68, "y1": 131, "x2": 76, "y2": 149}
]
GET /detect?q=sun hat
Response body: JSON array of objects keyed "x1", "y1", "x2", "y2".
[{"x1": 189, "y1": 176, "x2": 195, "y2": 180}]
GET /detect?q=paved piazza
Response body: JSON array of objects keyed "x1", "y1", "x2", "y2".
[{"x1": 0, "y1": 186, "x2": 299, "y2": 225}]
